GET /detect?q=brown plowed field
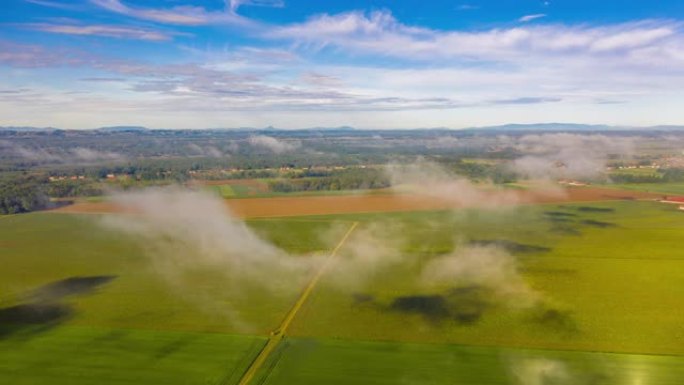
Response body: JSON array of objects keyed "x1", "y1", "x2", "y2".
[{"x1": 50, "y1": 187, "x2": 660, "y2": 218}]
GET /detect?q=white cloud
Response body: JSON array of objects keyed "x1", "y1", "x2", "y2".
[
  {"x1": 229, "y1": 0, "x2": 284, "y2": 13},
  {"x1": 248, "y1": 135, "x2": 300, "y2": 153},
  {"x1": 519, "y1": 14, "x2": 546, "y2": 23},
  {"x1": 22, "y1": 23, "x2": 174, "y2": 41},
  {"x1": 272, "y1": 11, "x2": 683, "y2": 66},
  {"x1": 90, "y1": 0, "x2": 251, "y2": 26}
]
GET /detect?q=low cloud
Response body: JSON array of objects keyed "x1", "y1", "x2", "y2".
[
  {"x1": 421, "y1": 245, "x2": 540, "y2": 309},
  {"x1": 0, "y1": 141, "x2": 124, "y2": 163},
  {"x1": 186, "y1": 143, "x2": 227, "y2": 158},
  {"x1": 70, "y1": 147, "x2": 125, "y2": 161},
  {"x1": 385, "y1": 160, "x2": 522, "y2": 208},
  {"x1": 507, "y1": 134, "x2": 635, "y2": 179},
  {"x1": 508, "y1": 357, "x2": 572, "y2": 385},
  {"x1": 99, "y1": 188, "x2": 321, "y2": 329},
  {"x1": 248, "y1": 135, "x2": 300, "y2": 154}
]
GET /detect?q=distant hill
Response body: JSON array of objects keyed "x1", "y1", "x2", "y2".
[
  {"x1": 468, "y1": 123, "x2": 684, "y2": 132},
  {"x1": 0, "y1": 126, "x2": 58, "y2": 132},
  {"x1": 96, "y1": 126, "x2": 149, "y2": 132},
  {"x1": 2, "y1": 123, "x2": 683, "y2": 132}
]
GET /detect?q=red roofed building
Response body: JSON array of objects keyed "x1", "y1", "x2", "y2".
[
  {"x1": 661, "y1": 196, "x2": 684, "y2": 204},
  {"x1": 659, "y1": 196, "x2": 684, "y2": 211}
]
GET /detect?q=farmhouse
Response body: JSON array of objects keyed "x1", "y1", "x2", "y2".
[
  {"x1": 660, "y1": 196, "x2": 684, "y2": 204},
  {"x1": 659, "y1": 196, "x2": 684, "y2": 211}
]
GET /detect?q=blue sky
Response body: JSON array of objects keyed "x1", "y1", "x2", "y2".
[{"x1": 1, "y1": 0, "x2": 683, "y2": 128}]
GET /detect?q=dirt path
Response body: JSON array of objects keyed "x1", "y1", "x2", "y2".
[
  {"x1": 50, "y1": 186, "x2": 660, "y2": 219},
  {"x1": 236, "y1": 221, "x2": 359, "y2": 385}
]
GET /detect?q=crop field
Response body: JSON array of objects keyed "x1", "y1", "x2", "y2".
[
  {"x1": 0, "y1": 327, "x2": 265, "y2": 385},
  {"x1": 603, "y1": 182, "x2": 684, "y2": 196},
  {"x1": 1, "y1": 195, "x2": 683, "y2": 384},
  {"x1": 51, "y1": 185, "x2": 658, "y2": 217},
  {"x1": 256, "y1": 337, "x2": 684, "y2": 385},
  {"x1": 285, "y1": 201, "x2": 684, "y2": 356}
]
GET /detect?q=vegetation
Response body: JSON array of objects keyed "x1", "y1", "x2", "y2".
[
  {"x1": 269, "y1": 168, "x2": 390, "y2": 192},
  {"x1": 0, "y1": 176, "x2": 49, "y2": 214},
  {"x1": 0, "y1": 327, "x2": 265, "y2": 385},
  {"x1": 288, "y1": 201, "x2": 684, "y2": 355},
  {"x1": 255, "y1": 337, "x2": 684, "y2": 385}
]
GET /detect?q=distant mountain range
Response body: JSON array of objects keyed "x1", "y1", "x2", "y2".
[{"x1": 1, "y1": 123, "x2": 684, "y2": 132}]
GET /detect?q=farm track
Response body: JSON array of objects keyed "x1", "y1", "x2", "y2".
[
  {"x1": 236, "y1": 221, "x2": 359, "y2": 385},
  {"x1": 49, "y1": 187, "x2": 661, "y2": 218}
]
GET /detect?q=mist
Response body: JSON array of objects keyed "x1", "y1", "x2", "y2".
[
  {"x1": 248, "y1": 135, "x2": 300, "y2": 154},
  {"x1": 421, "y1": 245, "x2": 541, "y2": 309},
  {"x1": 505, "y1": 133, "x2": 635, "y2": 180},
  {"x1": 385, "y1": 160, "x2": 522, "y2": 208},
  {"x1": 101, "y1": 188, "x2": 317, "y2": 289},
  {"x1": 95, "y1": 159, "x2": 562, "y2": 333}
]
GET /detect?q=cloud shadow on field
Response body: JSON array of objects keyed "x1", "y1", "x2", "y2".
[
  {"x1": 580, "y1": 219, "x2": 617, "y2": 228},
  {"x1": 544, "y1": 211, "x2": 577, "y2": 219},
  {"x1": 467, "y1": 240, "x2": 551, "y2": 254},
  {"x1": 576, "y1": 206, "x2": 615, "y2": 213},
  {"x1": 529, "y1": 306, "x2": 579, "y2": 334},
  {"x1": 386, "y1": 285, "x2": 493, "y2": 325},
  {"x1": 0, "y1": 275, "x2": 116, "y2": 339}
]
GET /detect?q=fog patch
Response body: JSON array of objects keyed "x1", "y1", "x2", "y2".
[
  {"x1": 186, "y1": 143, "x2": 227, "y2": 158},
  {"x1": 248, "y1": 135, "x2": 300, "y2": 154},
  {"x1": 99, "y1": 188, "x2": 321, "y2": 330},
  {"x1": 508, "y1": 357, "x2": 572, "y2": 385},
  {"x1": 421, "y1": 246, "x2": 541, "y2": 310},
  {"x1": 70, "y1": 147, "x2": 125, "y2": 161},
  {"x1": 325, "y1": 222, "x2": 406, "y2": 290},
  {"x1": 386, "y1": 160, "x2": 522, "y2": 208},
  {"x1": 507, "y1": 134, "x2": 635, "y2": 180}
]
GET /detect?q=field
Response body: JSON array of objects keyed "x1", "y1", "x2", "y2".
[
  {"x1": 2, "y1": 190, "x2": 683, "y2": 384},
  {"x1": 51, "y1": 185, "x2": 659, "y2": 218},
  {"x1": 256, "y1": 337, "x2": 684, "y2": 385},
  {"x1": 603, "y1": 182, "x2": 684, "y2": 196}
]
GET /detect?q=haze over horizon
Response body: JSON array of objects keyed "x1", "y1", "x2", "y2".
[{"x1": 2, "y1": 0, "x2": 684, "y2": 129}]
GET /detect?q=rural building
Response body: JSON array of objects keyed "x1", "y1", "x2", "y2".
[{"x1": 659, "y1": 196, "x2": 684, "y2": 212}]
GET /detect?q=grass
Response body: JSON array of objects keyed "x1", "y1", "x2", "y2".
[
  {"x1": 3, "y1": 199, "x2": 684, "y2": 384},
  {"x1": 0, "y1": 213, "x2": 336, "y2": 334},
  {"x1": 288, "y1": 201, "x2": 684, "y2": 355},
  {"x1": 0, "y1": 326, "x2": 265, "y2": 385},
  {"x1": 601, "y1": 182, "x2": 684, "y2": 195},
  {"x1": 255, "y1": 337, "x2": 684, "y2": 385}
]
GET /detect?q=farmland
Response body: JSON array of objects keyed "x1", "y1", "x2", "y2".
[{"x1": 2, "y1": 192, "x2": 683, "y2": 384}]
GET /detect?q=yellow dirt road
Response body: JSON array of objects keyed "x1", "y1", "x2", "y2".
[{"x1": 236, "y1": 221, "x2": 359, "y2": 385}]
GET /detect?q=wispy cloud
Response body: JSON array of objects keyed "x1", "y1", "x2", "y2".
[
  {"x1": 272, "y1": 10, "x2": 682, "y2": 66},
  {"x1": 519, "y1": 14, "x2": 546, "y2": 23},
  {"x1": 21, "y1": 23, "x2": 175, "y2": 41},
  {"x1": 90, "y1": 0, "x2": 251, "y2": 26},
  {"x1": 24, "y1": 0, "x2": 84, "y2": 11},
  {"x1": 229, "y1": 0, "x2": 284, "y2": 13},
  {"x1": 457, "y1": 4, "x2": 480, "y2": 11}
]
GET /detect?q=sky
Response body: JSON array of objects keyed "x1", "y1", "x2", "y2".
[{"x1": 1, "y1": 0, "x2": 684, "y2": 129}]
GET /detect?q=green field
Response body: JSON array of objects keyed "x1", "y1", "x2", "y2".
[
  {"x1": 0, "y1": 327, "x2": 265, "y2": 385},
  {"x1": 288, "y1": 201, "x2": 684, "y2": 355},
  {"x1": 602, "y1": 182, "x2": 684, "y2": 195},
  {"x1": 2, "y1": 199, "x2": 684, "y2": 384},
  {"x1": 256, "y1": 337, "x2": 684, "y2": 385}
]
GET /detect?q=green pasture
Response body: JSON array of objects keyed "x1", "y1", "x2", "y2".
[
  {"x1": 289, "y1": 201, "x2": 684, "y2": 355},
  {"x1": 1, "y1": 199, "x2": 684, "y2": 384},
  {"x1": 0, "y1": 326, "x2": 264, "y2": 385},
  {"x1": 0, "y1": 213, "x2": 334, "y2": 335},
  {"x1": 602, "y1": 182, "x2": 684, "y2": 195},
  {"x1": 256, "y1": 337, "x2": 684, "y2": 385}
]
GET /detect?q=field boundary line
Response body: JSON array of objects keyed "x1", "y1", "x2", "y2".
[{"x1": 236, "y1": 221, "x2": 359, "y2": 385}]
